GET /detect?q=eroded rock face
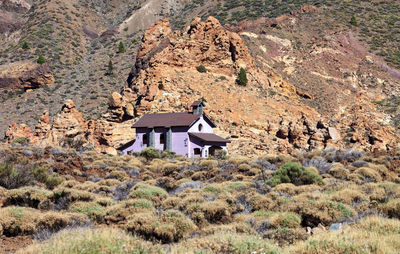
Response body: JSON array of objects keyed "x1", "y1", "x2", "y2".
[{"x1": 0, "y1": 61, "x2": 54, "y2": 91}]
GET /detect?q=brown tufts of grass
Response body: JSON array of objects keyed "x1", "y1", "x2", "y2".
[
  {"x1": 128, "y1": 183, "x2": 167, "y2": 206},
  {"x1": 270, "y1": 212, "x2": 301, "y2": 229},
  {"x1": 69, "y1": 201, "x2": 106, "y2": 223},
  {"x1": 328, "y1": 165, "x2": 349, "y2": 180},
  {"x1": 0, "y1": 206, "x2": 89, "y2": 237},
  {"x1": 3, "y1": 187, "x2": 52, "y2": 209},
  {"x1": 330, "y1": 187, "x2": 365, "y2": 205},
  {"x1": 18, "y1": 226, "x2": 162, "y2": 254},
  {"x1": 125, "y1": 210, "x2": 196, "y2": 243},
  {"x1": 354, "y1": 167, "x2": 382, "y2": 182},
  {"x1": 200, "y1": 200, "x2": 232, "y2": 224},
  {"x1": 379, "y1": 199, "x2": 400, "y2": 218},
  {"x1": 290, "y1": 216, "x2": 400, "y2": 254},
  {"x1": 198, "y1": 159, "x2": 218, "y2": 169}
]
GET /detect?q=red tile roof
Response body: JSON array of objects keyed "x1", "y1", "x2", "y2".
[
  {"x1": 132, "y1": 112, "x2": 201, "y2": 128},
  {"x1": 189, "y1": 132, "x2": 231, "y2": 143}
]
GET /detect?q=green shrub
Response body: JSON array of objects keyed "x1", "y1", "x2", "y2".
[
  {"x1": 37, "y1": 55, "x2": 46, "y2": 65},
  {"x1": 197, "y1": 65, "x2": 207, "y2": 73},
  {"x1": 21, "y1": 41, "x2": 30, "y2": 50},
  {"x1": 106, "y1": 60, "x2": 113, "y2": 76},
  {"x1": 268, "y1": 162, "x2": 322, "y2": 187},
  {"x1": 236, "y1": 67, "x2": 248, "y2": 86},
  {"x1": 350, "y1": 15, "x2": 358, "y2": 26},
  {"x1": 139, "y1": 147, "x2": 175, "y2": 160},
  {"x1": 118, "y1": 41, "x2": 126, "y2": 53},
  {"x1": 12, "y1": 137, "x2": 30, "y2": 145}
]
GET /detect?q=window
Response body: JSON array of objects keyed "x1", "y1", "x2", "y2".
[
  {"x1": 142, "y1": 134, "x2": 148, "y2": 146},
  {"x1": 198, "y1": 123, "x2": 203, "y2": 132},
  {"x1": 184, "y1": 138, "x2": 188, "y2": 147},
  {"x1": 194, "y1": 148, "x2": 201, "y2": 155},
  {"x1": 160, "y1": 133, "x2": 165, "y2": 144}
]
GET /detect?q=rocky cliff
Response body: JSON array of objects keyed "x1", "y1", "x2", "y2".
[{"x1": 4, "y1": 15, "x2": 400, "y2": 156}]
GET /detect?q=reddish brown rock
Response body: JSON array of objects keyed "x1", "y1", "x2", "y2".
[{"x1": 0, "y1": 61, "x2": 54, "y2": 91}]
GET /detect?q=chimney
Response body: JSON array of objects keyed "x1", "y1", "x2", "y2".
[{"x1": 192, "y1": 100, "x2": 204, "y2": 115}]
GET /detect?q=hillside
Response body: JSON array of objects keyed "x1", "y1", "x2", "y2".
[{"x1": 0, "y1": 0, "x2": 399, "y2": 156}]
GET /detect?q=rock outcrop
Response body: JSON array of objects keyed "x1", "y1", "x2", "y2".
[{"x1": 0, "y1": 61, "x2": 54, "y2": 91}]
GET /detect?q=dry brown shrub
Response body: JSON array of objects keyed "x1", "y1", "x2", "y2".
[
  {"x1": 69, "y1": 201, "x2": 106, "y2": 223},
  {"x1": 264, "y1": 228, "x2": 309, "y2": 246},
  {"x1": 198, "y1": 159, "x2": 218, "y2": 169},
  {"x1": 128, "y1": 183, "x2": 167, "y2": 206},
  {"x1": 238, "y1": 163, "x2": 251, "y2": 172},
  {"x1": 201, "y1": 222, "x2": 253, "y2": 235},
  {"x1": 191, "y1": 171, "x2": 208, "y2": 181},
  {"x1": 107, "y1": 170, "x2": 129, "y2": 181},
  {"x1": 270, "y1": 212, "x2": 301, "y2": 229},
  {"x1": 362, "y1": 183, "x2": 386, "y2": 202},
  {"x1": 0, "y1": 206, "x2": 89, "y2": 237},
  {"x1": 290, "y1": 216, "x2": 400, "y2": 254},
  {"x1": 355, "y1": 167, "x2": 382, "y2": 182},
  {"x1": 369, "y1": 164, "x2": 399, "y2": 182},
  {"x1": 161, "y1": 197, "x2": 181, "y2": 210},
  {"x1": 4, "y1": 187, "x2": 52, "y2": 209},
  {"x1": 97, "y1": 179, "x2": 121, "y2": 187},
  {"x1": 299, "y1": 200, "x2": 354, "y2": 227},
  {"x1": 247, "y1": 193, "x2": 275, "y2": 211},
  {"x1": 330, "y1": 187, "x2": 365, "y2": 205},
  {"x1": 161, "y1": 163, "x2": 183, "y2": 176},
  {"x1": 379, "y1": 199, "x2": 400, "y2": 218},
  {"x1": 125, "y1": 210, "x2": 197, "y2": 243},
  {"x1": 0, "y1": 186, "x2": 6, "y2": 200},
  {"x1": 200, "y1": 200, "x2": 232, "y2": 224},
  {"x1": 328, "y1": 166, "x2": 349, "y2": 179},
  {"x1": 105, "y1": 199, "x2": 154, "y2": 223}
]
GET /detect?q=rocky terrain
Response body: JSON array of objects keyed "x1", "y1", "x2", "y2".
[{"x1": 3, "y1": 11, "x2": 400, "y2": 157}]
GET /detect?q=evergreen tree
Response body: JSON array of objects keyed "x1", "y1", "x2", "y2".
[
  {"x1": 350, "y1": 15, "x2": 358, "y2": 26},
  {"x1": 118, "y1": 41, "x2": 126, "y2": 53},
  {"x1": 37, "y1": 55, "x2": 46, "y2": 64},
  {"x1": 236, "y1": 67, "x2": 248, "y2": 86},
  {"x1": 106, "y1": 60, "x2": 114, "y2": 76},
  {"x1": 21, "y1": 41, "x2": 30, "y2": 50}
]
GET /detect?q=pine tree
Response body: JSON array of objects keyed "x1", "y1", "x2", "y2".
[
  {"x1": 21, "y1": 41, "x2": 30, "y2": 50},
  {"x1": 350, "y1": 15, "x2": 358, "y2": 26},
  {"x1": 106, "y1": 60, "x2": 114, "y2": 76},
  {"x1": 236, "y1": 67, "x2": 248, "y2": 86},
  {"x1": 118, "y1": 41, "x2": 126, "y2": 53},
  {"x1": 37, "y1": 55, "x2": 46, "y2": 64}
]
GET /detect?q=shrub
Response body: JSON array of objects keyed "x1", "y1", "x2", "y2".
[
  {"x1": 106, "y1": 60, "x2": 113, "y2": 76},
  {"x1": 37, "y1": 55, "x2": 46, "y2": 65},
  {"x1": 350, "y1": 15, "x2": 358, "y2": 26},
  {"x1": 236, "y1": 67, "x2": 248, "y2": 86},
  {"x1": 20, "y1": 227, "x2": 160, "y2": 253},
  {"x1": 197, "y1": 65, "x2": 207, "y2": 73},
  {"x1": 268, "y1": 162, "x2": 323, "y2": 187},
  {"x1": 129, "y1": 183, "x2": 167, "y2": 206},
  {"x1": 139, "y1": 147, "x2": 175, "y2": 160},
  {"x1": 270, "y1": 212, "x2": 301, "y2": 229},
  {"x1": 303, "y1": 158, "x2": 333, "y2": 174},
  {"x1": 12, "y1": 137, "x2": 30, "y2": 145},
  {"x1": 0, "y1": 163, "x2": 34, "y2": 189},
  {"x1": 118, "y1": 41, "x2": 126, "y2": 53},
  {"x1": 21, "y1": 41, "x2": 30, "y2": 50}
]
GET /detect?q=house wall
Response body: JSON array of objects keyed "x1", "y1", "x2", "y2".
[
  {"x1": 121, "y1": 128, "x2": 149, "y2": 155},
  {"x1": 189, "y1": 136, "x2": 227, "y2": 158},
  {"x1": 171, "y1": 126, "x2": 190, "y2": 157},
  {"x1": 188, "y1": 115, "x2": 213, "y2": 133}
]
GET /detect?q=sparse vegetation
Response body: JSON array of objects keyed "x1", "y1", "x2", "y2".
[{"x1": 0, "y1": 143, "x2": 399, "y2": 252}]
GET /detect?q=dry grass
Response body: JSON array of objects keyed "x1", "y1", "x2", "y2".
[{"x1": 18, "y1": 227, "x2": 162, "y2": 254}]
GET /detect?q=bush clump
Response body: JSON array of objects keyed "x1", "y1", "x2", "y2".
[
  {"x1": 236, "y1": 67, "x2": 248, "y2": 86},
  {"x1": 268, "y1": 162, "x2": 323, "y2": 187},
  {"x1": 139, "y1": 147, "x2": 175, "y2": 160},
  {"x1": 197, "y1": 65, "x2": 207, "y2": 73}
]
